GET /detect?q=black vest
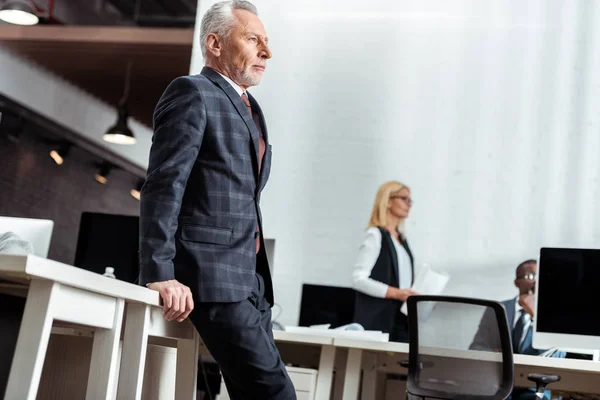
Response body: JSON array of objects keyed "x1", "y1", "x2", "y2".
[{"x1": 353, "y1": 227, "x2": 414, "y2": 334}]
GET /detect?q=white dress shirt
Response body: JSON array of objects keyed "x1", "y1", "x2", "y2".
[
  {"x1": 352, "y1": 227, "x2": 413, "y2": 298},
  {"x1": 513, "y1": 296, "x2": 532, "y2": 347},
  {"x1": 513, "y1": 297, "x2": 532, "y2": 327},
  {"x1": 216, "y1": 71, "x2": 245, "y2": 97}
]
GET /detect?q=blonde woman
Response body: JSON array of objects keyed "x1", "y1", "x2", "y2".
[{"x1": 352, "y1": 181, "x2": 418, "y2": 342}]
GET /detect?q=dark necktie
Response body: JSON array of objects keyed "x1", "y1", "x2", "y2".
[
  {"x1": 512, "y1": 309, "x2": 527, "y2": 353},
  {"x1": 519, "y1": 325, "x2": 536, "y2": 355},
  {"x1": 241, "y1": 92, "x2": 265, "y2": 254}
]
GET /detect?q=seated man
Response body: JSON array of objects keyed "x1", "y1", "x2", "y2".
[{"x1": 470, "y1": 259, "x2": 565, "y2": 400}]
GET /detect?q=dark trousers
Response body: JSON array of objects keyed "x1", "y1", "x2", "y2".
[
  {"x1": 189, "y1": 273, "x2": 296, "y2": 400},
  {"x1": 390, "y1": 308, "x2": 409, "y2": 343}
]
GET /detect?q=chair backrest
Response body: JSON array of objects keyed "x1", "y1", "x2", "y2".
[{"x1": 405, "y1": 295, "x2": 514, "y2": 400}]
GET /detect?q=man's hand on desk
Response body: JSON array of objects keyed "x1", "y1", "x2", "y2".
[
  {"x1": 518, "y1": 293, "x2": 535, "y2": 318},
  {"x1": 147, "y1": 280, "x2": 194, "y2": 322}
]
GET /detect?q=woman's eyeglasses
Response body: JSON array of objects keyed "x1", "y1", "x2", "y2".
[{"x1": 390, "y1": 195, "x2": 413, "y2": 206}]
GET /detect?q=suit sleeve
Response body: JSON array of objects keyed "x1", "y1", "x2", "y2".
[
  {"x1": 138, "y1": 76, "x2": 207, "y2": 285},
  {"x1": 469, "y1": 307, "x2": 501, "y2": 351}
]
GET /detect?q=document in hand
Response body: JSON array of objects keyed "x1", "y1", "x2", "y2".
[{"x1": 400, "y1": 265, "x2": 450, "y2": 321}]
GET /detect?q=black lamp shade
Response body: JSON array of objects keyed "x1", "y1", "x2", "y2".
[
  {"x1": 103, "y1": 104, "x2": 136, "y2": 145},
  {"x1": 0, "y1": 0, "x2": 39, "y2": 25}
]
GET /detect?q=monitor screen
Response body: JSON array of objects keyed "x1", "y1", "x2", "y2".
[
  {"x1": 74, "y1": 212, "x2": 139, "y2": 283},
  {"x1": 298, "y1": 284, "x2": 355, "y2": 328},
  {"x1": 535, "y1": 247, "x2": 600, "y2": 349}
]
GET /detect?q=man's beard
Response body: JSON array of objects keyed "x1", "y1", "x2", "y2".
[{"x1": 239, "y1": 68, "x2": 262, "y2": 87}]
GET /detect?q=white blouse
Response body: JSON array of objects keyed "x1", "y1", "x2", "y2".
[{"x1": 352, "y1": 227, "x2": 413, "y2": 298}]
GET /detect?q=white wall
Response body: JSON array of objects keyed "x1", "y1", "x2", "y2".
[
  {"x1": 0, "y1": 45, "x2": 152, "y2": 168},
  {"x1": 191, "y1": 0, "x2": 600, "y2": 327}
]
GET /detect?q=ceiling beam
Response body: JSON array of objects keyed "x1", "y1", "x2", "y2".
[{"x1": 0, "y1": 25, "x2": 193, "y2": 47}]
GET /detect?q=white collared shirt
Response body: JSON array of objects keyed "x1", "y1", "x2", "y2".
[
  {"x1": 352, "y1": 227, "x2": 413, "y2": 298},
  {"x1": 216, "y1": 71, "x2": 245, "y2": 97}
]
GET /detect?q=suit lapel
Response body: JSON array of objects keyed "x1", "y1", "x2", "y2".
[
  {"x1": 380, "y1": 228, "x2": 399, "y2": 288},
  {"x1": 247, "y1": 91, "x2": 268, "y2": 142},
  {"x1": 503, "y1": 298, "x2": 516, "y2": 334},
  {"x1": 400, "y1": 235, "x2": 415, "y2": 285},
  {"x1": 201, "y1": 67, "x2": 261, "y2": 180},
  {"x1": 247, "y1": 91, "x2": 270, "y2": 190}
]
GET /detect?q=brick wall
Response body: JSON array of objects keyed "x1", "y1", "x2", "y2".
[{"x1": 0, "y1": 126, "x2": 140, "y2": 264}]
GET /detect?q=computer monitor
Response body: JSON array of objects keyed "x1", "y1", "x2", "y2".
[
  {"x1": 533, "y1": 247, "x2": 600, "y2": 351},
  {"x1": 298, "y1": 284, "x2": 355, "y2": 328},
  {"x1": 264, "y1": 238, "x2": 275, "y2": 274},
  {"x1": 0, "y1": 216, "x2": 54, "y2": 257},
  {"x1": 74, "y1": 212, "x2": 139, "y2": 283}
]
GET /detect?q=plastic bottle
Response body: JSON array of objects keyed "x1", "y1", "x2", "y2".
[{"x1": 103, "y1": 267, "x2": 116, "y2": 279}]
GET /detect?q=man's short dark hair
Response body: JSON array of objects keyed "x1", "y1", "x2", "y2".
[{"x1": 515, "y1": 259, "x2": 536, "y2": 278}]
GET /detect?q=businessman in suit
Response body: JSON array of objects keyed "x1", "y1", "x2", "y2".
[
  {"x1": 470, "y1": 259, "x2": 565, "y2": 399},
  {"x1": 138, "y1": 1, "x2": 295, "y2": 399}
]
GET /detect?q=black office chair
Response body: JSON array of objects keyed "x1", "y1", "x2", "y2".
[{"x1": 402, "y1": 296, "x2": 560, "y2": 400}]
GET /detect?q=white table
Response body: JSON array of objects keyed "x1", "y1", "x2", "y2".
[
  {"x1": 333, "y1": 338, "x2": 600, "y2": 400},
  {"x1": 0, "y1": 254, "x2": 199, "y2": 400},
  {"x1": 116, "y1": 296, "x2": 199, "y2": 400},
  {"x1": 334, "y1": 338, "x2": 408, "y2": 400},
  {"x1": 273, "y1": 331, "x2": 336, "y2": 400}
]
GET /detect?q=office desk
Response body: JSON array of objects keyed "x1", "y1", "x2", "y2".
[
  {"x1": 212, "y1": 332, "x2": 334, "y2": 400},
  {"x1": 513, "y1": 354, "x2": 600, "y2": 394},
  {"x1": 201, "y1": 331, "x2": 337, "y2": 400},
  {"x1": 333, "y1": 338, "x2": 600, "y2": 400},
  {"x1": 0, "y1": 254, "x2": 198, "y2": 400},
  {"x1": 274, "y1": 331, "x2": 336, "y2": 400}
]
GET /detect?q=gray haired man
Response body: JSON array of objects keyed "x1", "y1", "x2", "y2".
[{"x1": 139, "y1": 1, "x2": 296, "y2": 398}]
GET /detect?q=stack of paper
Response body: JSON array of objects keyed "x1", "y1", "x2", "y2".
[
  {"x1": 400, "y1": 265, "x2": 450, "y2": 321},
  {"x1": 284, "y1": 326, "x2": 389, "y2": 342}
]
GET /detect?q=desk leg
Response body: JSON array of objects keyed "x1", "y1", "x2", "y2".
[
  {"x1": 117, "y1": 303, "x2": 150, "y2": 400},
  {"x1": 5, "y1": 279, "x2": 58, "y2": 400},
  {"x1": 332, "y1": 349, "x2": 347, "y2": 400},
  {"x1": 360, "y1": 352, "x2": 377, "y2": 400},
  {"x1": 342, "y1": 348, "x2": 363, "y2": 400},
  {"x1": 86, "y1": 298, "x2": 125, "y2": 400},
  {"x1": 175, "y1": 330, "x2": 200, "y2": 400},
  {"x1": 314, "y1": 344, "x2": 335, "y2": 400}
]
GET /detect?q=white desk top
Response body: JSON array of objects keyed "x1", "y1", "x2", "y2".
[
  {"x1": 333, "y1": 336, "x2": 600, "y2": 374},
  {"x1": 513, "y1": 353, "x2": 600, "y2": 373},
  {"x1": 274, "y1": 330, "x2": 334, "y2": 345},
  {"x1": 0, "y1": 254, "x2": 160, "y2": 306},
  {"x1": 334, "y1": 337, "x2": 409, "y2": 353}
]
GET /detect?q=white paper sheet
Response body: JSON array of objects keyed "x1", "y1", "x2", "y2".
[
  {"x1": 285, "y1": 326, "x2": 389, "y2": 341},
  {"x1": 400, "y1": 265, "x2": 450, "y2": 321}
]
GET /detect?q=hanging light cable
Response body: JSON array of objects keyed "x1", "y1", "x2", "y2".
[{"x1": 103, "y1": 60, "x2": 136, "y2": 145}]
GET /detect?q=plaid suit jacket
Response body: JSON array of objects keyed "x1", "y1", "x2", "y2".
[{"x1": 139, "y1": 66, "x2": 274, "y2": 305}]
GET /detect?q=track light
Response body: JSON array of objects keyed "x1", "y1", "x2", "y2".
[
  {"x1": 49, "y1": 143, "x2": 70, "y2": 165},
  {"x1": 103, "y1": 103, "x2": 136, "y2": 145},
  {"x1": 130, "y1": 178, "x2": 144, "y2": 200},
  {"x1": 0, "y1": 0, "x2": 39, "y2": 26},
  {"x1": 94, "y1": 162, "x2": 113, "y2": 184},
  {"x1": 104, "y1": 60, "x2": 136, "y2": 145},
  {"x1": 0, "y1": 111, "x2": 23, "y2": 143}
]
